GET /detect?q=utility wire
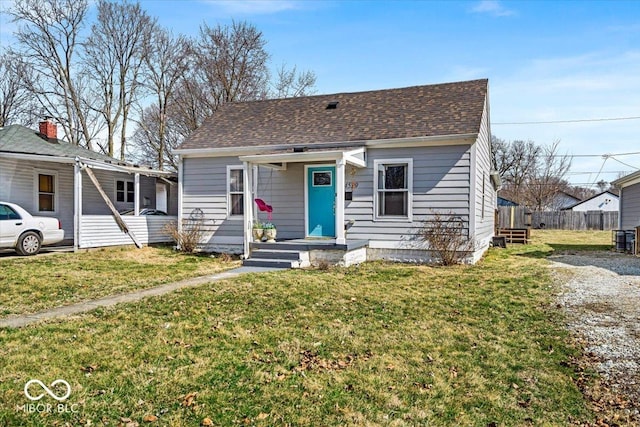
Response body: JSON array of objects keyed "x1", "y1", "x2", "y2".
[
  {"x1": 494, "y1": 116, "x2": 640, "y2": 125},
  {"x1": 608, "y1": 156, "x2": 640, "y2": 170},
  {"x1": 589, "y1": 156, "x2": 609, "y2": 189},
  {"x1": 546, "y1": 151, "x2": 640, "y2": 158}
]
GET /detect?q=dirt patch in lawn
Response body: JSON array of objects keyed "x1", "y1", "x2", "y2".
[{"x1": 550, "y1": 251, "x2": 640, "y2": 425}]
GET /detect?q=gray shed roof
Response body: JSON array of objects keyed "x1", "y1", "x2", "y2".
[{"x1": 178, "y1": 79, "x2": 488, "y2": 151}]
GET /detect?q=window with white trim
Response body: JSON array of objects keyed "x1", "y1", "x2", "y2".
[
  {"x1": 228, "y1": 166, "x2": 244, "y2": 216},
  {"x1": 116, "y1": 179, "x2": 135, "y2": 203},
  {"x1": 36, "y1": 171, "x2": 57, "y2": 212},
  {"x1": 374, "y1": 159, "x2": 413, "y2": 220}
]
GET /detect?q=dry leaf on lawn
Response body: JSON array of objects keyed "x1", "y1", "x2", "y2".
[{"x1": 182, "y1": 391, "x2": 198, "y2": 407}]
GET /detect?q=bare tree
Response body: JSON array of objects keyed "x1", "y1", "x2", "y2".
[
  {"x1": 272, "y1": 63, "x2": 317, "y2": 98},
  {"x1": 0, "y1": 51, "x2": 37, "y2": 127},
  {"x1": 525, "y1": 141, "x2": 572, "y2": 210},
  {"x1": 495, "y1": 138, "x2": 572, "y2": 210},
  {"x1": 83, "y1": 0, "x2": 155, "y2": 159},
  {"x1": 195, "y1": 20, "x2": 270, "y2": 106},
  {"x1": 9, "y1": 0, "x2": 100, "y2": 148},
  {"x1": 131, "y1": 105, "x2": 183, "y2": 171},
  {"x1": 164, "y1": 21, "x2": 271, "y2": 145},
  {"x1": 132, "y1": 29, "x2": 190, "y2": 170},
  {"x1": 493, "y1": 137, "x2": 541, "y2": 205}
]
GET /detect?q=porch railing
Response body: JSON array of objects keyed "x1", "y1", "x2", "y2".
[{"x1": 79, "y1": 215, "x2": 176, "y2": 249}]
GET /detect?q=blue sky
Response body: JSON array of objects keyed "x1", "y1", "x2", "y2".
[{"x1": 2, "y1": 0, "x2": 639, "y2": 187}]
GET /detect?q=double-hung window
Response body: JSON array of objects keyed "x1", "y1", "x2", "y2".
[
  {"x1": 228, "y1": 166, "x2": 244, "y2": 217},
  {"x1": 37, "y1": 173, "x2": 56, "y2": 212},
  {"x1": 374, "y1": 159, "x2": 413, "y2": 221},
  {"x1": 34, "y1": 171, "x2": 57, "y2": 213},
  {"x1": 116, "y1": 180, "x2": 135, "y2": 203}
]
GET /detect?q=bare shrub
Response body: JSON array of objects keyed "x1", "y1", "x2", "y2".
[
  {"x1": 218, "y1": 252, "x2": 234, "y2": 263},
  {"x1": 316, "y1": 260, "x2": 330, "y2": 271},
  {"x1": 163, "y1": 219, "x2": 203, "y2": 253},
  {"x1": 417, "y1": 212, "x2": 474, "y2": 266}
]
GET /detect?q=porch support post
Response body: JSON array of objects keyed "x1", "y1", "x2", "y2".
[
  {"x1": 73, "y1": 158, "x2": 82, "y2": 251},
  {"x1": 177, "y1": 157, "x2": 184, "y2": 235},
  {"x1": 134, "y1": 173, "x2": 141, "y2": 216},
  {"x1": 242, "y1": 161, "x2": 253, "y2": 259},
  {"x1": 252, "y1": 165, "x2": 259, "y2": 222},
  {"x1": 335, "y1": 156, "x2": 346, "y2": 244}
]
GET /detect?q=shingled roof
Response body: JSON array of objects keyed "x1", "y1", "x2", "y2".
[
  {"x1": 0, "y1": 124, "x2": 120, "y2": 163},
  {"x1": 178, "y1": 79, "x2": 488, "y2": 151}
]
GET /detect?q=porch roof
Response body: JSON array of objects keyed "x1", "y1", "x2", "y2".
[
  {"x1": 0, "y1": 124, "x2": 175, "y2": 178},
  {"x1": 239, "y1": 147, "x2": 366, "y2": 168}
]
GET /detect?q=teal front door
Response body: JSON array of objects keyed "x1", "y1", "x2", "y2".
[{"x1": 307, "y1": 166, "x2": 336, "y2": 237}]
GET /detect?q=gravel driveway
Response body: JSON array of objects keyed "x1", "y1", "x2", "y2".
[{"x1": 551, "y1": 251, "x2": 640, "y2": 425}]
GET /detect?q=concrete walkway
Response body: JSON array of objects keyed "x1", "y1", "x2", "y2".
[{"x1": 0, "y1": 266, "x2": 282, "y2": 329}]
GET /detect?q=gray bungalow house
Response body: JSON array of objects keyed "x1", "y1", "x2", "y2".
[
  {"x1": 0, "y1": 120, "x2": 177, "y2": 250},
  {"x1": 175, "y1": 79, "x2": 499, "y2": 266}
]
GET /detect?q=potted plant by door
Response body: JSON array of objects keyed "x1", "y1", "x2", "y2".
[
  {"x1": 263, "y1": 223, "x2": 277, "y2": 243},
  {"x1": 252, "y1": 221, "x2": 264, "y2": 242}
]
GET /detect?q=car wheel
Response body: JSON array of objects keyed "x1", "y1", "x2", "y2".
[{"x1": 16, "y1": 231, "x2": 42, "y2": 256}]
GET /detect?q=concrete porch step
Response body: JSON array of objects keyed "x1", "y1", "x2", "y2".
[
  {"x1": 250, "y1": 249, "x2": 301, "y2": 261},
  {"x1": 242, "y1": 248, "x2": 310, "y2": 269},
  {"x1": 242, "y1": 258, "x2": 297, "y2": 269}
]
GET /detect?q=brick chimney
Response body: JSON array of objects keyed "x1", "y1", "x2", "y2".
[{"x1": 39, "y1": 119, "x2": 57, "y2": 140}]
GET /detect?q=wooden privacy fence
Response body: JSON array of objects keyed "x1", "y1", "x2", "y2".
[{"x1": 498, "y1": 207, "x2": 618, "y2": 230}]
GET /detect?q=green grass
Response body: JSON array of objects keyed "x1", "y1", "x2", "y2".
[
  {"x1": 0, "y1": 246, "x2": 239, "y2": 317},
  {"x1": 0, "y1": 233, "x2": 598, "y2": 426},
  {"x1": 530, "y1": 229, "x2": 613, "y2": 252}
]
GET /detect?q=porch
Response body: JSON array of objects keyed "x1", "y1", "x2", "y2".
[
  {"x1": 238, "y1": 146, "x2": 367, "y2": 261},
  {"x1": 243, "y1": 238, "x2": 369, "y2": 268}
]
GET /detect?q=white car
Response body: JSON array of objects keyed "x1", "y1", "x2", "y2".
[{"x1": 0, "y1": 201, "x2": 65, "y2": 255}]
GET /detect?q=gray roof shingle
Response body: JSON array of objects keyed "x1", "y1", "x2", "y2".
[
  {"x1": 0, "y1": 124, "x2": 128, "y2": 164},
  {"x1": 179, "y1": 79, "x2": 488, "y2": 150}
]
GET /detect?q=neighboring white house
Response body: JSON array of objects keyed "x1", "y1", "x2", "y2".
[
  {"x1": 174, "y1": 79, "x2": 500, "y2": 266},
  {"x1": 0, "y1": 120, "x2": 178, "y2": 250},
  {"x1": 562, "y1": 190, "x2": 619, "y2": 212}
]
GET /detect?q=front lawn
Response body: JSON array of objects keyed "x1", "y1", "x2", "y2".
[
  {"x1": 0, "y1": 246, "x2": 239, "y2": 317},
  {"x1": 0, "y1": 236, "x2": 595, "y2": 426}
]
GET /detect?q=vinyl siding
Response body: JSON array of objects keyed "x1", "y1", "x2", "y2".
[
  {"x1": 1, "y1": 156, "x2": 166, "y2": 241},
  {"x1": 255, "y1": 163, "x2": 305, "y2": 239},
  {"x1": 181, "y1": 145, "x2": 473, "y2": 248},
  {"x1": 471, "y1": 97, "x2": 496, "y2": 250},
  {"x1": 345, "y1": 145, "x2": 471, "y2": 242},
  {"x1": 82, "y1": 169, "x2": 157, "y2": 215},
  {"x1": 1, "y1": 157, "x2": 75, "y2": 240},
  {"x1": 181, "y1": 156, "x2": 244, "y2": 249},
  {"x1": 620, "y1": 184, "x2": 640, "y2": 229}
]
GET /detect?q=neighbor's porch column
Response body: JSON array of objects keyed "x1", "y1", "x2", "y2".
[
  {"x1": 73, "y1": 158, "x2": 83, "y2": 251},
  {"x1": 134, "y1": 173, "x2": 141, "y2": 216},
  {"x1": 335, "y1": 156, "x2": 346, "y2": 244},
  {"x1": 242, "y1": 161, "x2": 254, "y2": 259}
]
